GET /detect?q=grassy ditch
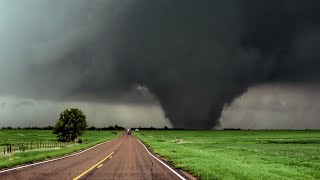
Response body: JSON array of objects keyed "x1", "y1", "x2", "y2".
[
  {"x1": 134, "y1": 130, "x2": 320, "y2": 180},
  {"x1": 0, "y1": 130, "x2": 121, "y2": 169}
]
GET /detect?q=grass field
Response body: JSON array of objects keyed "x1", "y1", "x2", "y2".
[
  {"x1": 0, "y1": 130, "x2": 120, "y2": 169},
  {"x1": 134, "y1": 130, "x2": 320, "y2": 180}
]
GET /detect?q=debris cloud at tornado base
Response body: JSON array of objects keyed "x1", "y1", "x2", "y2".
[{"x1": 2, "y1": 1, "x2": 320, "y2": 129}]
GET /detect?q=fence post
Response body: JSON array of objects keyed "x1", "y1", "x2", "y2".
[{"x1": 3, "y1": 146, "x2": 5, "y2": 155}]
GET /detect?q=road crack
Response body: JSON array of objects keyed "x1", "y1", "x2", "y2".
[{"x1": 148, "y1": 156, "x2": 154, "y2": 179}]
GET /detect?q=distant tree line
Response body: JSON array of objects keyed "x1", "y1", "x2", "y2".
[
  {"x1": 223, "y1": 128, "x2": 242, "y2": 130},
  {"x1": 87, "y1": 125, "x2": 125, "y2": 131},
  {"x1": 130, "y1": 126, "x2": 185, "y2": 130},
  {"x1": 2, "y1": 126, "x2": 318, "y2": 131},
  {"x1": 1, "y1": 126, "x2": 180, "y2": 130},
  {"x1": 1, "y1": 126, "x2": 186, "y2": 130},
  {"x1": 0, "y1": 125, "x2": 127, "y2": 131},
  {"x1": 1, "y1": 126, "x2": 54, "y2": 130}
]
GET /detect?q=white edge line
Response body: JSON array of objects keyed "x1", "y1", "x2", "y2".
[
  {"x1": 0, "y1": 133, "x2": 123, "y2": 174},
  {"x1": 134, "y1": 135, "x2": 186, "y2": 180}
]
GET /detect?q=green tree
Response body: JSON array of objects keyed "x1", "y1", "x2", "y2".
[{"x1": 53, "y1": 108, "x2": 88, "y2": 142}]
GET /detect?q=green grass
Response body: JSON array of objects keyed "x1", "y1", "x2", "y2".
[
  {"x1": 134, "y1": 130, "x2": 320, "y2": 180},
  {"x1": 0, "y1": 130, "x2": 121, "y2": 169}
]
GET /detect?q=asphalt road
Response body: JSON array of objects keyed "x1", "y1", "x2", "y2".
[{"x1": 0, "y1": 133, "x2": 189, "y2": 180}]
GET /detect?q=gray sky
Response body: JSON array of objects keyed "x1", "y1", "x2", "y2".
[
  {"x1": 220, "y1": 84, "x2": 320, "y2": 129},
  {"x1": 0, "y1": 95, "x2": 171, "y2": 128},
  {"x1": 0, "y1": 1, "x2": 319, "y2": 129}
]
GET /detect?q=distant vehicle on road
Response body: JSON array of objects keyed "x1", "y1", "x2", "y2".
[{"x1": 127, "y1": 128, "x2": 131, "y2": 135}]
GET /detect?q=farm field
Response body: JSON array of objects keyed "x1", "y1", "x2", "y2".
[
  {"x1": 0, "y1": 130, "x2": 121, "y2": 169},
  {"x1": 134, "y1": 130, "x2": 320, "y2": 180}
]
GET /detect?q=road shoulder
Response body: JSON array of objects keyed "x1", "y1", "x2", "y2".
[{"x1": 134, "y1": 135, "x2": 197, "y2": 180}]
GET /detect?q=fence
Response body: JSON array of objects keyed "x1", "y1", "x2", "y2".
[{"x1": 3, "y1": 141, "x2": 76, "y2": 155}]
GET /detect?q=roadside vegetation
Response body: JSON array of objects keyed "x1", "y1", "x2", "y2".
[
  {"x1": 134, "y1": 130, "x2": 320, "y2": 180},
  {"x1": 0, "y1": 130, "x2": 121, "y2": 169}
]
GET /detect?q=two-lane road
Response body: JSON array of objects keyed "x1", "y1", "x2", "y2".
[
  {"x1": 83, "y1": 135, "x2": 183, "y2": 179},
  {"x1": 0, "y1": 133, "x2": 189, "y2": 180}
]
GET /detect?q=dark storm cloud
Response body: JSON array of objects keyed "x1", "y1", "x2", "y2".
[
  {"x1": 3, "y1": 0, "x2": 320, "y2": 129},
  {"x1": 15, "y1": 101, "x2": 35, "y2": 108}
]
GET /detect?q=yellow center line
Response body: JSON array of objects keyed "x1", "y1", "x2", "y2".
[
  {"x1": 73, "y1": 152, "x2": 114, "y2": 180},
  {"x1": 97, "y1": 164, "x2": 103, "y2": 169}
]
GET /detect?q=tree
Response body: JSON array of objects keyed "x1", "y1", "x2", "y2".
[
  {"x1": 87, "y1": 126, "x2": 97, "y2": 130},
  {"x1": 53, "y1": 108, "x2": 88, "y2": 142}
]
